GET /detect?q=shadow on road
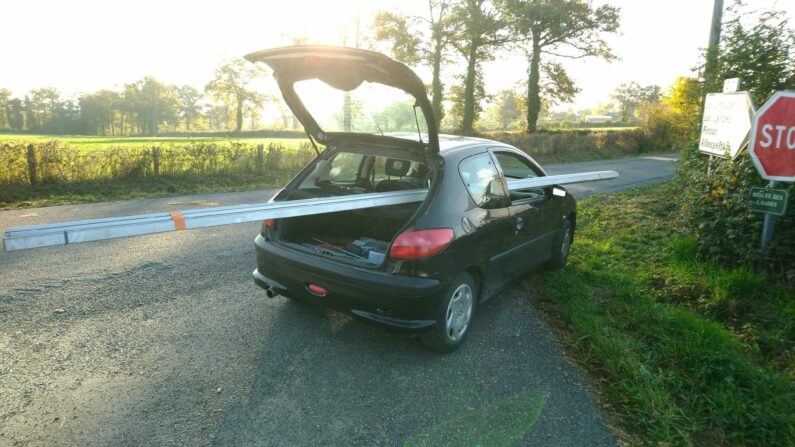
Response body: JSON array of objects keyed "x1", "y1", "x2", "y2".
[{"x1": 212, "y1": 282, "x2": 612, "y2": 446}]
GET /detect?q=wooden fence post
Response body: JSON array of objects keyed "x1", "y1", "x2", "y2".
[
  {"x1": 256, "y1": 144, "x2": 264, "y2": 171},
  {"x1": 152, "y1": 146, "x2": 160, "y2": 176},
  {"x1": 26, "y1": 144, "x2": 38, "y2": 185}
]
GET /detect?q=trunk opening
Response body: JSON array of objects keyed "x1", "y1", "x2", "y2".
[{"x1": 271, "y1": 147, "x2": 434, "y2": 267}]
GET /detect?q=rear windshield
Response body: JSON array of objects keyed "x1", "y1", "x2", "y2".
[{"x1": 294, "y1": 79, "x2": 429, "y2": 143}]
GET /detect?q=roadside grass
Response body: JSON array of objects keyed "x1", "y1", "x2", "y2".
[{"x1": 530, "y1": 181, "x2": 795, "y2": 446}]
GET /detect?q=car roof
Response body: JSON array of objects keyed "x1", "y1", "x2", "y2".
[{"x1": 384, "y1": 133, "x2": 500, "y2": 153}]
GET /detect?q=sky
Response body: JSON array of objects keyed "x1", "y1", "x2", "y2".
[{"x1": 1, "y1": 0, "x2": 793, "y2": 113}]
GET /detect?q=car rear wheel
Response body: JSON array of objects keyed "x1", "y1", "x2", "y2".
[
  {"x1": 421, "y1": 272, "x2": 476, "y2": 353},
  {"x1": 548, "y1": 218, "x2": 573, "y2": 270}
]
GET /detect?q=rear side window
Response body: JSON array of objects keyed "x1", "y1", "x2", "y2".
[
  {"x1": 329, "y1": 152, "x2": 365, "y2": 183},
  {"x1": 458, "y1": 153, "x2": 509, "y2": 209},
  {"x1": 493, "y1": 152, "x2": 541, "y2": 179}
]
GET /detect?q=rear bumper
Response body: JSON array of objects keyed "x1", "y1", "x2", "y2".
[{"x1": 253, "y1": 234, "x2": 444, "y2": 332}]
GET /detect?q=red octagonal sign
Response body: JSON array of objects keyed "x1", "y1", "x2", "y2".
[{"x1": 749, "y1": 91, "x2": 795, "y2": 181}]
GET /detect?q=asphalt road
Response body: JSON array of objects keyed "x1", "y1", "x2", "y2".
[{"x1": 0, "y1": 152, "x2": 677, "y2": 446}]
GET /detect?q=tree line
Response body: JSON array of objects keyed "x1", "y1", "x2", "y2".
[
  {"x1": 0, "y1": 60, "x2": 273, "y2": 136},
  {"x1": 2, "y1": 1, "x2": 791, "y2": 137},
  {"x1": 0, "y1": 0, "x2": 623, "y2": 137}
]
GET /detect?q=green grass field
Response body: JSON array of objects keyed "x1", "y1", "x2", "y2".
[
  {"x1": 0, "y1": 133, "x2": 309, "y2": 150},
  {"x1": 531, "y1": 181, "x2": 795, "y2": 446}
]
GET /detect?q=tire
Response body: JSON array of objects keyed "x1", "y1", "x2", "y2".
[
  {"x1": 421, "y1": 272, "x2": 477, "y2": 353},
  {"x1": 548, "y1": 218, "x2": 573, "y2": 270}
]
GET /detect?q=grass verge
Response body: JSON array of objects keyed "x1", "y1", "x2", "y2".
[{"x1": 530, "y1": 181, "x2": 795, "y2": 446}]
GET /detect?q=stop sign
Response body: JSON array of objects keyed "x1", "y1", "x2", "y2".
[{"x1": 749, "y1": 91, "x2": 795, "y2": 181}]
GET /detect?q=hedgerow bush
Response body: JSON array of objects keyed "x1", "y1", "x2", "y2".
[
  {"x1": 677, "y1": 144, "x2": 795, "y2": 284},
  {"x1": 0, "y1": 140, "x2": 316, "y2": 185},
  {"x1": 487, "y1": 128, "x2": 651, "y2": 162}
]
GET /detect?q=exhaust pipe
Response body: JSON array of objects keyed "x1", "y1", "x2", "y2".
[{"x1": 253, "y1": 269, "x2": 286, "y2": 298}]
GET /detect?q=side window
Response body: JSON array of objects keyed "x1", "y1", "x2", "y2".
[
  {"x1": 329, "y1": 152, "x2": 365, "y2": 183},
  {"x1": 458, "y1": 153, "x2": 509, "y2": 209},
  {"x1": 493, "y1": 152, "x2": 541, "y2": 179},
  {"x1": 494, "y1": 151, "x2": 546, "y2": 202}
]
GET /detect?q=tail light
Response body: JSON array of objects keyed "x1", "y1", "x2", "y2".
[
  {"x1": 390, "y1": 228, "x2": 454, "y2": 260},
  {"x1": 262, "y1": 219, "x2": 277, "y2": 236}
]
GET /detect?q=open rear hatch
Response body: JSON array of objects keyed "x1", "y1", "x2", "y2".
[
  {"x1": 246, "y1": 46, "x2": 440, "y2": 267},
  {"x1": 244, "y1": 45, "x2": 439, "y2": 154}
]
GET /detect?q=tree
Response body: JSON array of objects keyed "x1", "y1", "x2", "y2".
[
  {"x1": 480, "y1": 88, "x2": 520, "y2": 131},
  {"x1": 449, "y1": 0, "x2": 511, "y2": 133},
  {"x1": 7, "y1": 98, "x2": 24, "y2": 131},
  {"x1": 538, "y1": 61, "x2": 580, "y2": 114},
  {"x1": 644, "y1": 76, "x2": 702, "y2": 145},
  {"x1": 175, "y1": 85, "x2": 203, "y2": 131},
  {"x1": 0, "y1": 89, "x2": 11, "y2": 130},
  {"x1": 205, "y1": 59, "x2": 267, "y2": 133},
  {"x1": 663, "y1": 76, "x2": 701, "y2": 118},
  {"x1": 123, "y1": 77, "x2": 178, "y2": 135},
  {"x1": 27, "y1": 88, "x2": 53, "y2": 132},
  {"x1": 79, "y1": 90, "x2": 122, "y2": 135},
  {"x1": 711, "y1": 5, "x2": 795, "y2": 103},
  {"x1": 372, "y1": 99, "x2": 421, "y2": 132},
  {"x1": 205, "y1": 104, "x2": 230, "y2": 131},
  {"x1": 447, "y1": 71, "x2": 487, "y2": 131},
  {"x1": 374, "y1": 1, "x2": 456, "y2": 125},
  {"x1": 610, "y1": 82, "x2": 660, "y2": 122},
  {"x1": 499, "y1": 0, "x2": 620, "y2": 133}
]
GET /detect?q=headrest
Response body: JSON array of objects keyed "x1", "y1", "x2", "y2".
[{"x1": 385, "y1": 158, "x2": 411, "y2": 177}]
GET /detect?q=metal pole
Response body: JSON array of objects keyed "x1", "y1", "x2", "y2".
[
  {"x1": 698, "y1": 0, "x2": 724, "y2": 128},
  {"x1": 760, "y1": 180, "x2": 778, "y2": 257},
  {"x1": 706, "y1": 0, "x2": 724, "y2": 64}
]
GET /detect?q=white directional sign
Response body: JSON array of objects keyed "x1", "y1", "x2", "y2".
[
  {"x1": 723, "y1": 78, "x2": 740, "y2": 93},
  {"x1": 699, "y1": 92, "x2": 755, "y2": 159}
]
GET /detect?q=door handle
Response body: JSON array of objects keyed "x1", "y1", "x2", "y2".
[{"x1": 515, "y1": 216, "x2": 525, "y2": 231}]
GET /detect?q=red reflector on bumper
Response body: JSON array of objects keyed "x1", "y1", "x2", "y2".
[{"x1": 307, "y1": 284, "x2": 328, "y2": 296}]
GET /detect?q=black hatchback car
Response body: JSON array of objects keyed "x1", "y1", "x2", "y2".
[{"x1": 248, "y1": 46, "x2": 576, "y2": 352}]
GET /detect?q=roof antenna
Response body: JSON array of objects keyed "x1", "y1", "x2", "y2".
[{"x1": 413, "y1": 104, "x2": 424, "y2": 143}]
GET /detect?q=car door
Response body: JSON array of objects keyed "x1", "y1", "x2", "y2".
[
  {"x1": 491, "y1": 150, "x2": 559, "y2": 274},
  {"x1": 456, "y1": 151, "x2": 514, "y2": 295}
]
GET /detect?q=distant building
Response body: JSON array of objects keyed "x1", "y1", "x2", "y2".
[{"x1": 584, "y1": 115, "x2": 614, "y2": 123}]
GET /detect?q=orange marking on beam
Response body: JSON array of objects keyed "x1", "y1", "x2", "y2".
[{"x1": 170, "y1": 211, "x2": 186, "y2": 230}]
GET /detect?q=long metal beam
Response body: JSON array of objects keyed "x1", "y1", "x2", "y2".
[
  {"x1": 508, "y1": 170, "x2": 618, "y2": 190},
  {"x1": 3, "y1": 170, "x2": 618, "y2": 252}
]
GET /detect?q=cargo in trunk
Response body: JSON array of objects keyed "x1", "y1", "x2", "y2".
[{"x1": 275, "y1": 149, "x2": 431, "y2": 266}]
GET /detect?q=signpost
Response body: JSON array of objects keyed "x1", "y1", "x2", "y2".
[
  {"x1": 699, "y1": 92, "x2": 755, "y2": 158},
  {"x1": 748, "y1": 91, "x2": 795, "y2": 255}
]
